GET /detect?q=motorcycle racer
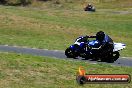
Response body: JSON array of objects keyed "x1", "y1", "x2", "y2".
[
  {"x1": 84, "y1": 31, "x2": 114, "y2": 60},
  {"x1": 65, "y1": 31, "x2": 126, "y2": 62},
  {"x1": 96, "y1": 31, "x2": 114, "y2": 53},
  {"x1": 85, "y1": 31, "x2": 114, "y2": 53},
  {"x1": 84, "y1": 3, "x2": 95, "y2": 12}
]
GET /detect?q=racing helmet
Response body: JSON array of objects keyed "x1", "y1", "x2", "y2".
[
  {"x1": 96, "y1": 31, "x2": 105, "y2": 42},
  {"x1": 88, "y1": 3, "x2": 91, "y2": 5}
]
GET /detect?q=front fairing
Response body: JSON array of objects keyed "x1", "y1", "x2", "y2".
[
  {"x1": 69, "y1": 44, "x2": 80, "y2": 51},
  {"x1": 73, "y1": 37, "x2": 101, "y2": 50},
  {"x1": 74, "y1": 36, "x2": 100, "y2": 48},
  {"x1": 74, "y1": 36, "x2": 86, "y2": 45}
]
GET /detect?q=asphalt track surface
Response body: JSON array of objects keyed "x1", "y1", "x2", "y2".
[{"x1": 0, "y1": 45, "x2": 132, "y2": 67}]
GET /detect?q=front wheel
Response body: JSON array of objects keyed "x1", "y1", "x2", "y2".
[{"x1": 65, "y1": 48, "x2": 78, "y2": 58}]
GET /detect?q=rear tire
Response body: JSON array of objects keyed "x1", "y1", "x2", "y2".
[
  {"x1": 101, "y1": 52, "x2": 114, "y2": 63},
  {"x1": 106, "y1": 57, "x2": 115, "y2": 63},
  {"x1": 113, "y1": 51, "x2": 120, "y2": 61},
  {"x1": 92, "y1": 8, "x2": 95, "y2": 12},
  {"x1": 106, "y1": 52, "x2": 119, "y2": 63}
]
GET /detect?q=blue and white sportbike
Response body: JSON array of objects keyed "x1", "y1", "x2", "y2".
[{"x1": 65, "y1": 36, "x2": 126, "y2": 63}]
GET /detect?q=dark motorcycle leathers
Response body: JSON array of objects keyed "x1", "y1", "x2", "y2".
[{"x1": 97, "y1": 34, "x2": 114, "y2": 57}]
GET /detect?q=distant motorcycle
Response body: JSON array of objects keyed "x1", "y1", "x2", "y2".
[
  {"x1": 65, "y1": 36, "x2": 126, "y2": 63},
  {"x1": 84, "y1": 6, "x2": 96, "y2": 12}
]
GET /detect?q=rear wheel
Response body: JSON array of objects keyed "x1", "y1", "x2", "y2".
[
  {"x1": 113, "y1": 51, "x2": 120, "y2": 61},
  {"x1": 106, "y1": 52, "x2": 119, "y2": 63},
  {"x1": 101, "y1": 52, "x2": 114, "y2": 63},
  {"x1": 92, "y1": 8, "x2": 95, "y2": 12},
  {"x1": 106, "y1": 57, "x2": 115, "y2": 63}
]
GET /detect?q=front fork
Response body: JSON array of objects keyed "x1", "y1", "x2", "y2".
[{"x1": 80, "y1": 44, "x2": 91, "y2": 58}]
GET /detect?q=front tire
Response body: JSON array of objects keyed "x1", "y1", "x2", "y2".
[{"x1": 65, "y1": 48, "x2": 78, "y2": 58}]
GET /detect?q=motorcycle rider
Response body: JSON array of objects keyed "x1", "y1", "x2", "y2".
[
  {"x1": 95, "y1": 31, "x2": 114, "y2": 57},
  {"x1": 77, "y1": 31, "x2": 114, "y2": 59},
  {"x1": 83, "y1": 31, "x2": 113, "y2": 58},
  {"x1": 84, "y1": 3, "x2": 93, "y2": 11},
  {"x1": 84, "y1": 31, "x2": 113, "y2": 50}
]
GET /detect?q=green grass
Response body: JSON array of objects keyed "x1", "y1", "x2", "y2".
[
  {"x1": 0, "y1": 2, "x2": 132, "y2": 88},
  {"x1": 0, "y1": 52, "x2": 132, "y2": 88},
  {"x1": 0, "y1": 4, "x2": 132, "y2": 57}
]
